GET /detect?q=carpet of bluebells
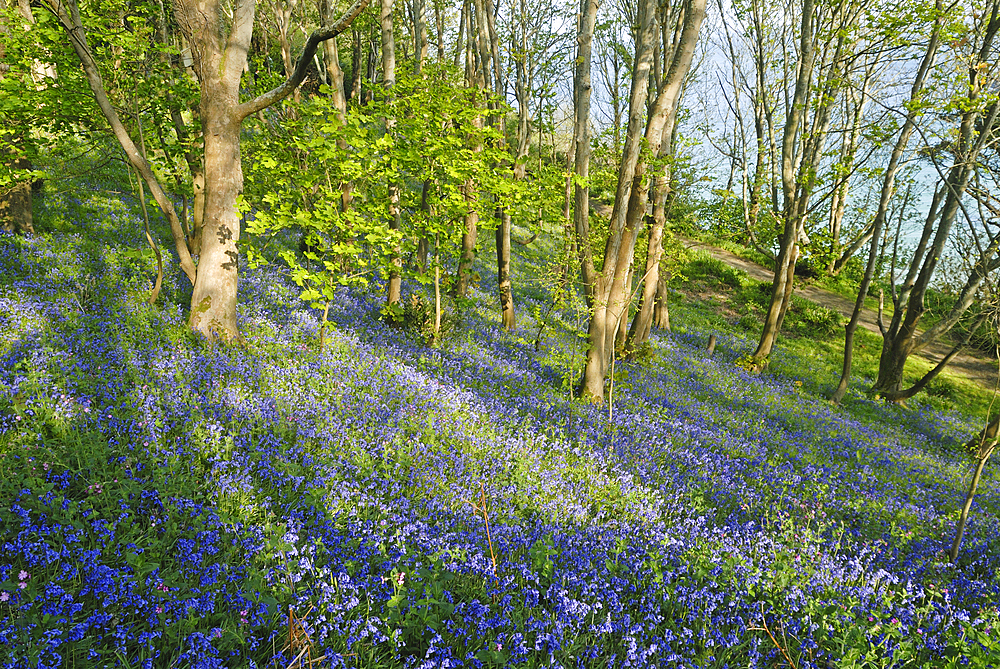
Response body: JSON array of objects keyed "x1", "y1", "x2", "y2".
[{"x1": 1, "y1": 188, "x2": 999, "y2": 669}]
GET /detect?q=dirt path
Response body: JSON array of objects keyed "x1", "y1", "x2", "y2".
[{"x1": 681, "y1": 237, "x2": 998, "y2": 390}]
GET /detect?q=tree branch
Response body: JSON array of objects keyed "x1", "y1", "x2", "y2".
[
  {"x1": 236, "y1": 0, "x2": 372, "y2": 121},
  {"x1": 42, "y1": 0, "x2": 198, "y2": 286},
  {"x1": 883, "y1": 311, "x2": 989, "y2": 402}
]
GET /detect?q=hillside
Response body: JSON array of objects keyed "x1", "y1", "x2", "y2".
[
  {"x1": 680, "y1": 237, "x2": 998, "y2": 391},
  {"x1": 1, "y1": 189, "x2": 999, "y2": 668}
]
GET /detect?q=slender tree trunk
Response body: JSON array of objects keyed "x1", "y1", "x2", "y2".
[
  {"x1": 0, "y1": 156, "x2": 34, "y2": 235},
  {"x1": 583, "y1": 0, "x2": 705, "y2": 401},
  {"x1": 826, "y1": 75, "x2": 870, "y2": 274},
  {"x1": 487, "y1": 0, "x2": 514, "y2": 330},
  {"x1": 750, "y1": 0, "x2": 818, "y2": 368},
  {"x1": 456, "y1": 0, "x2": 485, "y2": 299},
  {"x1": 626, "y1": 178, "x2": 668, "y2": 349},
  {"x1": 580, "y1": 0, "x2": 656, "y2": 402},
  {"x1": 416, "y1": 179, "x2": 431, "y2": 270},
  {"x1": 951, "y1": 415, "x2": 997, "y2": 563},
  {"x1": 496, "y1": 210, "x2": 514, "y2": 328},
  {"x1": 365, "y1": 30, "x2": 378, "y2": 103},
  {"x1": 275, "y1": 0, "x2": 298, "y2": 105},
  {"x1": 653, "y1": 275, "x2": 670, "y2": 329},
  {"x1": 626, "y1": 0, "x2": 705, "y2": 351},
  {"x1": 382, "y1": 0, "x2": 403, "y2": 306},
  {"x1": 457, "y1": 184, "x2": 479, "y2": 298},
  {"x1": 454, "y1": 0, "x2": 467, "y2": 69},
  {"x1": 413, "y1": 0, "x2": 428, "y2": 72},
  {"x1": 562, "y1": 130, "x2": 577, "y2": 286},
  {"x1": 0, "y1": 11, "x2": 32, "y2": 236},
  {"x1": 48, "y1": 0, "x2": 197, "y2": 287},
  {"x1": 433, "y1": 0, "x2": 445, "y2": 61},
  {"x1": 348, "y1": 28, "x2": 363, "y2": 101},
  {"x1": 872, "y1": 108, "x2": 1000, "y2": 392},
  {"x1": 573, "y1": 0, "x2": 599, "y2": 308},
  {"x1": 322, "y1": 1, "x2": 353, "y2": 213},
  {"x1": 829, "y1": 42, "x2": 930, "y2": 403}
]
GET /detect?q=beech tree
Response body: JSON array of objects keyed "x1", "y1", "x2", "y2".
[{"x1": 42, "y1": 0, "x2": 370, "y2": 341}]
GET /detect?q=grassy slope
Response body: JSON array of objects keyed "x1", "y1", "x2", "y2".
[
  {"x1": 697, "y1": 231, "x2": 998, "y2": 362},
  {"x1": 0, "y1": 187, "x2": 998, "y2": 669},
  {"x1": 669, "y1": 253, "x2": 997, "y2": 420}
]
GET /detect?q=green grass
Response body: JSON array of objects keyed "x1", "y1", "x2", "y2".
[{"x1": 667, "y1": 250, "x2": 998, "y2": 423}]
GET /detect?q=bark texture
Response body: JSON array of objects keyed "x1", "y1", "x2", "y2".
[
  {"x1": 626, "y1": 0, "x2": 706, "y2": 353},
  {"x1": 579, "y1": 0, "x2": 657, "y2": 402}
]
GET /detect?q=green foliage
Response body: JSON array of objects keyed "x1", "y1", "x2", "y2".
[
  {"x1": 383, "y1": 556, "x2": 463, "y2": 658},
  {"x1": 242, "y1": 64, "x2": 519, "y2": 339},
  {"x1": 687, "y1": 254, "x2": 748, "y2": 290},
  {"x1": 529, "y1": 535, "x2": 557, "y2": 583},
  {"x1": 786, "y1": 297, "x2": 844, "y2": 337},
  {"x1": 1, "y1": 0, "x2": 202, "y2": 204},
  {"x1": 381, "y1": 293, "x2": 459, "y2": 346},
  {"x1": 700, "y1": 191, "x2": 780, "y2": 254}
]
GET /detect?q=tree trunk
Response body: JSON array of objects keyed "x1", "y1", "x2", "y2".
[
  {"x1": 0, "y1": 156, "x2": 34, "y2": 235},
  {"x1": 579, "y1": 0, "x2": 656, "y2": 402},
  {"x1": 950, "y1": 415, "x2": 997, "y2": 563},
  {"x1": 626, "y1": 181, "x2": 667, "y2": 349},
  {"x1": 457, "y1": 183, "x2": 478, "y2": 298},
  {"x1": 582, "y1": 0, "x2": 705, "y2": 401},
  {"x1": 871, "y1": 9, "x2": 1000, "y2": 394},
  {"x1": 189, "y1": 111, "x2": 243, "y2": 339},
  {"x1": 433, "y1": 0, "x2": 445, "y2": 61},
  {"x1": 496, "y1": 210, "x2": 514, "y2": 328},
  {"x1": 365, "y1": 30, "x2": 378, "y2": 103},
  {"x1": 653, "y1": 275, "x2": 670, "y2": 330},
  {"x1": 486, "y1": 0, "x2": 514, "y2": 330},
  {"x1": 456, "y1": 3, "x2": 485, "y2": 299},
  {"x1": 413, "y1": 0, "x2": 428, "y2": 72},
  {"x1": 562, "y1": 130, "x2": 577, "y2": 287},
  {"x1": 625, "y1": 0, "x2": 707, "y2": 353},
  {"x1": 382, "y1": 0, "x2": 403, "y2": 306},
  {"x1": 47, "y1": 0, "x2": 370, "y2": 341},
  {"x1": 750, "y1": 0, "x2": 819, "y2": 369},
  {"x1": 416, "y1": 179, "x2": 431, "y2": 270},
  {"x1": 348, "y1": 28, "x2": 363, "y2": 101},
  {"x1": 829, "y1": 19, "x2": 938, "y2": 403},
  {"x1": 47, "y1": 0, "x2": 197, "y2": 285},
  {"x1": 573, "y1": 0, "x2": 599, "y2": 309},
  {"x1": 826, "y1": 75, "x2": 868, "y2": 274},
  {"x1": 320, "y1": 0, "x2": 351, "y2": 210}
]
